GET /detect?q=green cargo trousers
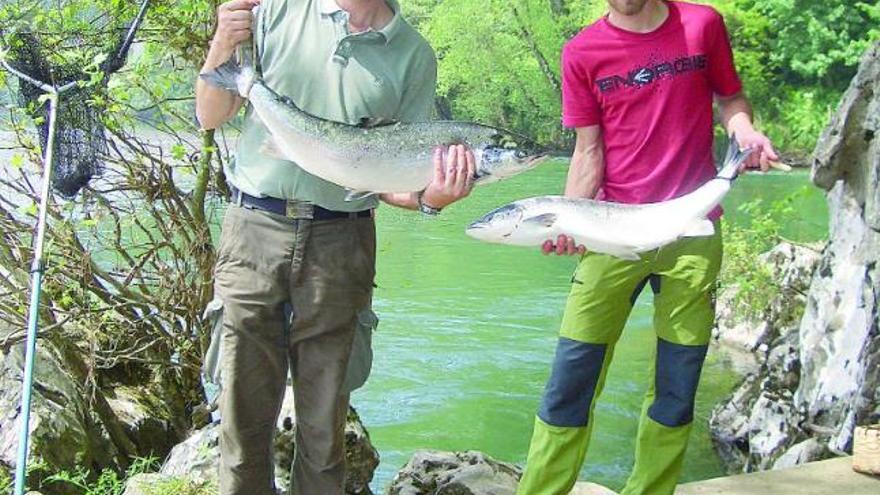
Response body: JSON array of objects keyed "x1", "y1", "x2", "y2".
[
  {"x1": 213, "y1": 204, "x2": 376, "y2": 495},
  {"x1": 517, "y1": 226, "x2": 722, "y2": 495}
]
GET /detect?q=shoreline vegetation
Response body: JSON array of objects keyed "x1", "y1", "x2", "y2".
[{"x1": 0, "y1": 1, "x2": 876, "y2": 494}]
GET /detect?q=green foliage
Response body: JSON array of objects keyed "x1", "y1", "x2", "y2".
[
  {"x1": 0, "y1": 0, "x2": 141, "y2": 72},
  {"x1": 40, "y1": 456, "x2": 216, "y2": 495},
  {"x1": 416, "y1": 0, "x2": 605, "y2": 147},
  {"x1": 140, "y1": 477, "x2": 216, "y2": 495},
  {"x1": 0, "y1": 468, "x2": 11, "y2": 494},
  {"x1": 44, "y1": 458, "x2": 159, "y2": 495},
  {"x1": 720, "y1": 187, "x2": 813, "y2": 319},
  {"x1": 714, "y1": 0, "x2": 879, "y2": 153},
  {"x1": 402, "y1": 0, "x2": 879, "y2": 153}
]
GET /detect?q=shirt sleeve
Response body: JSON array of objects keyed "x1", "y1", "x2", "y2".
[
  {"x1": 397, "y1": 46, "x2": 438, "y2": 122},
  {"x1": 707, "y1": 12, "x2": 743, "y2": 97},
  {"x1": 561, "y1": 44, "x2": 601, "y2": 128}
]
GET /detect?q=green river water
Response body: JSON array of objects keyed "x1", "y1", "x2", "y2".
[{"x1": 353, "y1": 160, "x2": 828, "y2": 492}]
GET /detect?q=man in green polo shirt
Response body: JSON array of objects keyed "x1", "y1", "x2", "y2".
[{"x1": 195, "y1": 0, "x2": 474, "y2": 493}]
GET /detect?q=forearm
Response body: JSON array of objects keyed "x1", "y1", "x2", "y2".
[
  {"x1": 718, "y1": 93, "x2": 755, "y2": 137},
  {"x1": 195, "y1": 42, "x2": 245, "y2": 129},
  {"x1": 564, "y1": 134, "x2": 604, "y2": 199},
  {"x1": 380, "y1": 192, "x2": 418, "y2": 211}
]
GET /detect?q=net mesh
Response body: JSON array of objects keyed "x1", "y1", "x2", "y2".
[{"x1": 4, "y1": 1, "x2": 149, "y2": 198}]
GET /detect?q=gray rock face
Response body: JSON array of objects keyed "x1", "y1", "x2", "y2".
[
  {"x1": 714, "y1": 242, "x2": 821, "y2": 362},
  {"x1": 106, "y1": 386, "x2": 178, "y2": 460},
  {"x1": 387, "y1": 451, "x2": 522, "y2": 495},
  {"x1": 126, "y1": 388, "x2": 379, "y2": 495},
  {"x1": 0, "y1": 343, "x2": 118, "y2": 492},
  {"x1": 710, "y1": 40, "x2": 880, "y2": 473}
]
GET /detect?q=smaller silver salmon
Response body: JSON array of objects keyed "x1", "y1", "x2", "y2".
[{"x1": 466, "y1": 138, "x2": 752, "y2": 260}]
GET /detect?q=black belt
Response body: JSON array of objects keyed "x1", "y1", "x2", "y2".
[{"x1": 231, "y1": 188, "x2": 372, "y2": 220}]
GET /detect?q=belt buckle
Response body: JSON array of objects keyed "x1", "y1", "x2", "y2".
[{"x1": 285, "y1": 201, "x2": 314, "y2": 220}]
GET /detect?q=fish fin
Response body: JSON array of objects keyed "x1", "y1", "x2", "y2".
[
  {"x1": 259, "y1": 138, "x2": 286, "y2": 160},
  {"x1": 357, "y1": 117, "x2": 399, "y2": 128},
  {"x1": 522, "y1": 213, "x2": 558, "y2": 228},
  {"x1": 345, "y1": 189, "x2": 378, "y2": 202},
  {"x1": 199, "y1": 58, "x2": 243, "y2": 95},
  {"x1": 615, "y1": 251, "x2": 642, "y2": 261},
  {"x1": 682, "y1": 219, "x2": 716, "y2": 238}
]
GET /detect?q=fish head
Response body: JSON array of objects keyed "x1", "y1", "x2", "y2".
[
  {"x1": 466, "y1": 201, "x2": 558, "y2": 246},
  {"x1": 474, "y1": 131, "x2": 550, "y2": 184}
]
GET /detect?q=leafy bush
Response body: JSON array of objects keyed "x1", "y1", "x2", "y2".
[
  {"x1": 404, "y1": 0, "x2": 879, "y2": 153},
  {"x1": 0, "y1": 468, "x2": 12, "y2": 494},
  {"x1": 720, "y1": 187, "x2": 816, "y2": 319}
]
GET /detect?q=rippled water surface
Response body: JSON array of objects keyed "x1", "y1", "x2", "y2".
[{"x1": 356, "y1": 160, "x2": 827, "y2": 491}]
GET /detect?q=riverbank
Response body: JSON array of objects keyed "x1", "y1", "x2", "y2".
[
  {"x1": 356, "y1": 163, "x2": 827, "y2": 491},
  {"x1": 676, "y1": 457, "x2": 879, "y2": 494}
]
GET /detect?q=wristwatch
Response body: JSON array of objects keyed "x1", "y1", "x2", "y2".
[{"x1": 417, "y1": 190, "x2": 442, "y2": 216}]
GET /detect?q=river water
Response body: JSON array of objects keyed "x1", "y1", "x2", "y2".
[
  {"x1": 0, "y1": 130, "x2": 827, "y2": 491},
  {"x1": 356, "y1": 160, "x2": 827, "y2": 491}
]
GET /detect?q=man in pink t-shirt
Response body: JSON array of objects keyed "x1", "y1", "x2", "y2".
[{"x1": 517, "y1": 1, "x2": 777, "y2": 494}]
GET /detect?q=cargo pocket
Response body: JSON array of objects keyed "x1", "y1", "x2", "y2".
[
  {"x1": 201, "y1": 297, "x2": 225, "y2": 411},
  {"x1": 342, "y1": 307, "x2": 379, "y2": 394}
]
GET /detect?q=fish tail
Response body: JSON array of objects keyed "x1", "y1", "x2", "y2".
[
  {"x1": 716, "y1": 133, "x2": 754, "y2": 181},
  {"x1": 199, "y1": 58, "x2": 244, "y2": 95}
]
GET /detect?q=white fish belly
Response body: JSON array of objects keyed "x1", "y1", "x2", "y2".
[{"x1": 253, "y1": 97, "x2": 433, "y2": 193}]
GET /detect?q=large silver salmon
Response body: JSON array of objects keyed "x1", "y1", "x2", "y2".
[
  {"x1": 466, "y1": 139, "x2": 752, "y2": 260},
  {"x1": 199, "y1": 44, "x2": 548, "y2": 198}
]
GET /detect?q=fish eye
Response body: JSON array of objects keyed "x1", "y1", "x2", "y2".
[{"x1": 515, "y1": 149, "x2": 527, "y2": 159}]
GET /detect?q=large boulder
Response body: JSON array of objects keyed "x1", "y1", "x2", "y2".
[
  {"x1": 125, "y1": 387, "x2": 379, "y2": 495},
  {"x1": 713, "y1": 242, "x2": 821, "y2": 366},
  {"x1": 106, "y1": 386, "x2": 179, "y2": 460},
  {"x1": 387, "y1": 450, "x2": 522, "y2": 495},
  {"x1": 0, "y1": 341, "x2": 118, "y2": 494},
  {"x1": 710, "y1": 40, "x2": 880, "y2": 473}
]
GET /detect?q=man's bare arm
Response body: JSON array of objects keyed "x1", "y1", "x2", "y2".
[
  {"x1": 195, "y1": 0, "x2": 259, "y2": 130},
  {"x1": 543, "y1": 125, "x2": 605, "y2": 256},
  {"x1": 716, "y1": 92, "x2": 778, "y2": 171},
  {"x1": 564, "y1": 125, "x2": 605, "y2": 199}
]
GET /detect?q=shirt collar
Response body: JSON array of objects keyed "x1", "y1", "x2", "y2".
[{"x1": 319, "y1": 0, "x2": 402, "y2": 45}]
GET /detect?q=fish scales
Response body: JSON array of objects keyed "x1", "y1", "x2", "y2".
[
  {"x1": 200, "y1": 40, "x2": 548, "y2": 196},
  {"x1": 466, "y1": 139, "x2": 753, "y2": 260}
]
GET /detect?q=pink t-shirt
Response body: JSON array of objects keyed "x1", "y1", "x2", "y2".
[{"x1": 561, "y1": 1, "x2": 742, "y2": 218}]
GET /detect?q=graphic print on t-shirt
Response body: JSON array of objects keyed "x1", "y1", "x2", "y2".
[{"x1": 596, "y1": 53, "x2": 707, "y2": 94}]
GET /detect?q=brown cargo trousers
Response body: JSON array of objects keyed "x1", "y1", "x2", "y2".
[{"x1": 213, "y1": 204, "x2": 376, "y2": 495}]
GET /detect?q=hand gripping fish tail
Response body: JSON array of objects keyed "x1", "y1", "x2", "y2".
[
  {"x1": 715, "y1": 133, "x2": 754, "y2": 182},
  {"x1": 200, "y1": 57, "x2": 257, "y2": 99},
  {"x1": 199, "y1": 6, "x2": 259, "y2": 98}
]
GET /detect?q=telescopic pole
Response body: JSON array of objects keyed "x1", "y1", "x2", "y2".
[
  {"x1": 2, "y1": 53, "x2": 79, "y2": 495},
  {"x1": 12, "y1": 89, "x2": 60, "y2": 495}
]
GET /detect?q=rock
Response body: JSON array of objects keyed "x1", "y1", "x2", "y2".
[
  {"x1": 387, "y1": 450, "x2": 522, "y2": 495},
  {"x1": 343, "y1": 407, "x2": 381, "y2": 494},
  {"x1": 713, "y1": 242, "x2": 821, "y2": 358},
  {"x1": 106, "y1": 386, "x2": 177, "y2": 459},
  {"x1": 139, "y1": 386, "x2": 378, "y2": 495},
  {"x1": 772, "y1": 438, "x2": 827, "y2": 470},
  {"x1": 569, "y1": 482, "x2": 618, "y2": 494},
  {"x1": 157, "y1": 421, "x2": 221, "y2": 483},
  {"x1": 0, "y1": 342, "x2": 119, "y2": 494},
  {"x1": 709, "y1": 40, "x2": 880, "y2": 474},
  {"x1": 795, "y1": 39, "x2": 880, "y2": 457}
]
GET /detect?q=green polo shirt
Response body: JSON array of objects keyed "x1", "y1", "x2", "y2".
[{"x1": 227, "y1": 0, "x2": 438, "y2": 211}]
